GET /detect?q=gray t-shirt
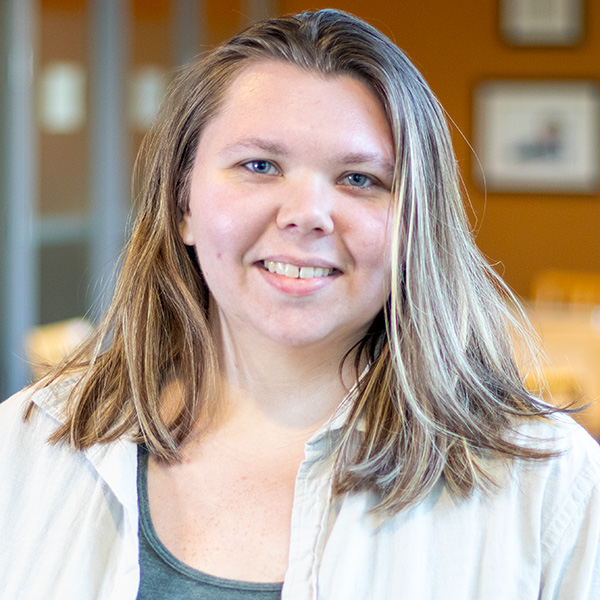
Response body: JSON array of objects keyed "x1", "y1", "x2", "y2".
[{"x1": 137, "y1": 446, "x2": 284, "y2": 599}]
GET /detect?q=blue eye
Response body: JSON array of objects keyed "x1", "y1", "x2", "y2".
[
  {"x1": 243, "y1": 160, "x2": 279, "y2": 175},
  {"x1": 344, "y1": 173, "x2": 373, "y2": 187}
]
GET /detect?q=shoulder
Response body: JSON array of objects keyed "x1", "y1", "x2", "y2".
[
  {"x1": 0, "y1": 381, "x2": 66, "y2": 445},
  {"x1": 490, "y1": 415, "x2": 600, "y2": 537},
  {"x1": 0, "y1": 378, "x2": 79, "y2": 456},
  {"x1": 509, "y1": 414, "x2": 600, "y2": 498},
  {"x1": 0, "y1": 382, "x2": 140, "y2": 598},
  {"x1": 0, "y1": 378, "x2": 138, "y2": 505},
  {"x1": 318, "y1": 417, "x2": 600, "y2": 598},
  {"x1": 510, "y1": 415, "x2": 600, "y2": 597}
]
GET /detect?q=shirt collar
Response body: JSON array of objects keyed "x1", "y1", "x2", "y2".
[{"x1": 31, "y1": 380, "x2": 139, "y2": 514}]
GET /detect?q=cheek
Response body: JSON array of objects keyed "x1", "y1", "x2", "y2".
[
  {"x1": 191, "y1": 203, "x2": 264, "y2": 275},
  {"x1": 355, "y1": 211, "x2": 394, "y2": 267},
  {"x1": 189, "y1": 195, "x2": 241, "y2": 257},
  {"x1": 352, "y1": 212, "x2": 394, "y2": 303},
  {"x1": 193, "y1": 221, "x2": 230, "y2": 271}
]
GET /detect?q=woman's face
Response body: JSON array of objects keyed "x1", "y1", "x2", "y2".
[{"x1": 180, "y1": 60, "x2": 394, "y2": 354}]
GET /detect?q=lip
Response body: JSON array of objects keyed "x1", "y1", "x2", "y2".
[{"x1": 255, "y1": 260, "x2": 340, "y2": 297}]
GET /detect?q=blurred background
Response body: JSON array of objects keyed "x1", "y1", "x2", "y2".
[{"x1": 1, "y1": 0, "x2": 599, "y2": 438}]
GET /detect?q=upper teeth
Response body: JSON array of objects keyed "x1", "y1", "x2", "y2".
[{"x1": 263, "y1": 260, "x2": 333, "y2": 279}]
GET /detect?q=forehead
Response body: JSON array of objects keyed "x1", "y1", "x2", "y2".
[
  {"x1": 223, "y1": 59, "x2": 383, "y2": 115},
  {"x1": 198, "y1": 60, "x2": 393, "y2": 157}
]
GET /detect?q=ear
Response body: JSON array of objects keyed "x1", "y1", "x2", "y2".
[{"x1": 179, "y1": 212, "x2": 195, "y2": 246}]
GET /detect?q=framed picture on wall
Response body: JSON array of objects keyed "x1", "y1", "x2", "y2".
[
  {"x1": 500, "y1": 0, "x2": 584, "y2": 46},
  {"x1": 473, "y1": 81, "x2": 600, "y2": 193}
]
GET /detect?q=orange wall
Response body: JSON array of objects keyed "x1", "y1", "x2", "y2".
[{"x1": 280, "y1": 1, "x2": 600, "y2": 298}]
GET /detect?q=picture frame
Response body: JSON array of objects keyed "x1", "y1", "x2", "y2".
[
  {"x1": 500, "y1": 0, "x2": 584, "y2": 46},
  {"x1": 473, "y1": 81, "x2": 600, "y2": 194}
]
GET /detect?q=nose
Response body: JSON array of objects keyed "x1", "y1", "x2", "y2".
[{"x1": 276, "y1": 178, "x2": 334, "y2": 236}]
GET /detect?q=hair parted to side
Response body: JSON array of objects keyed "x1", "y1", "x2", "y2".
[{"x1": 37, "y1": 9, "x2": 559, "y2": 513}]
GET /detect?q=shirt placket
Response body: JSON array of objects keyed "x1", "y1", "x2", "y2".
[{"x1": 282, "y1": 436, "x2": 335, "y2": 600}]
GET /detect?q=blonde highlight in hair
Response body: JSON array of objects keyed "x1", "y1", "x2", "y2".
[{"x1": 37, "y1": 9, "x2": 559, "y2": 511}]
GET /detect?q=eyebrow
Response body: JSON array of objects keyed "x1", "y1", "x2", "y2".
[
  {"x1": 220, "y1": 138, "x2": 395, "y2": 175},
  {"x1": 336, "y1": 152, "x2": 395, "y2": 178},
  {"x1": 219, "y1": 138, "x2": 290, "y2": 157}
]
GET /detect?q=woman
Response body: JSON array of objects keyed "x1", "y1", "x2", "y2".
[{"x1": 1, "y1": 9, "x2": 599, "y2": 599}]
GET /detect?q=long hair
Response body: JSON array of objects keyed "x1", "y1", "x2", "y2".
[{"x1": 38, "y1": 9, "x2": 557, "y2": 513}]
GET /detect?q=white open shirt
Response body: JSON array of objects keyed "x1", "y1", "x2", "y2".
[{"x1": 1, "y1": 380, "x2": 599, "y2": 599}]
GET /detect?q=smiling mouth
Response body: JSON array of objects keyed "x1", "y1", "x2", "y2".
[{"x1": 262, "y1": 260, "x2": 338, "y2": 279}]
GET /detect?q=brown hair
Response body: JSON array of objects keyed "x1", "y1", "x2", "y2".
[{"x1": 38, "y1": 9, "x2": 558, "y2": 513}]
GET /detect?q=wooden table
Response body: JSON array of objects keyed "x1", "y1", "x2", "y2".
[{"x1": 525, "y1": 303, "x2": 600, "y2": 440}]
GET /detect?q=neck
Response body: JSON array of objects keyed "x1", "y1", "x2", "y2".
[{"x1": 211, "y1": 311, "x2": 361, "y2": 432}]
